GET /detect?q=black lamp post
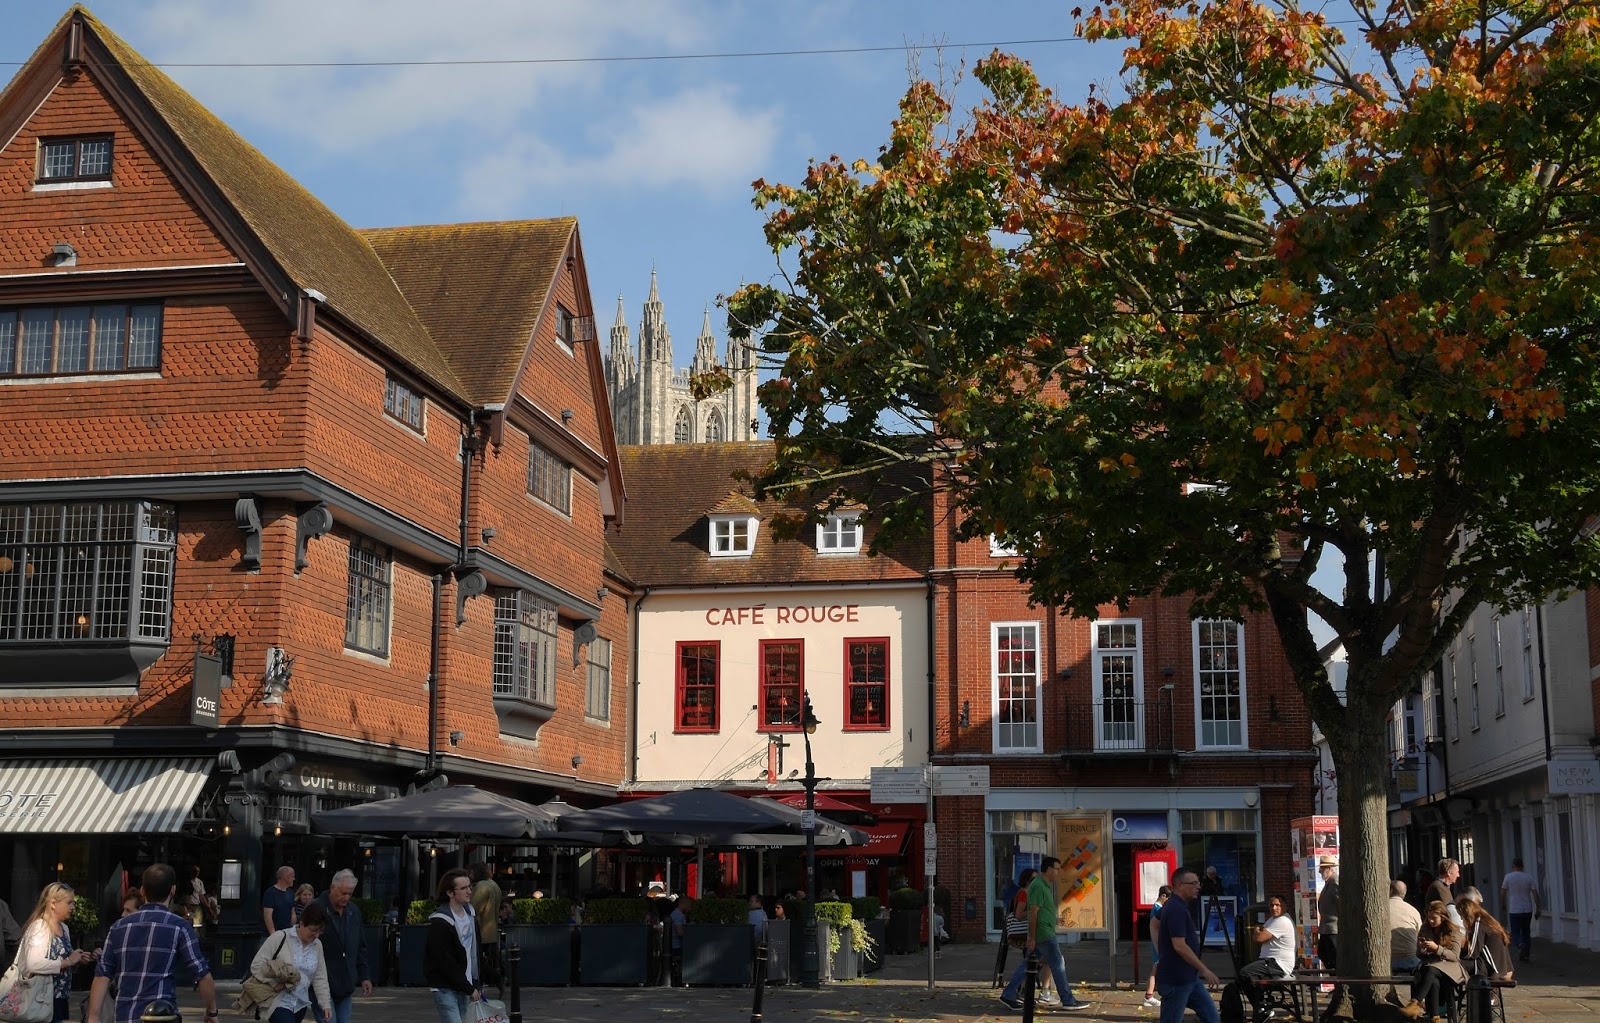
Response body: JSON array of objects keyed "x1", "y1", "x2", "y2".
[{"x1": 798, "y1": 694, "x2": 821, "y2": 988}]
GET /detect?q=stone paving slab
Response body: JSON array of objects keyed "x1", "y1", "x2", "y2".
[{"x1": 167, "y1": 939, "x2": 1599, "y2": 1022}]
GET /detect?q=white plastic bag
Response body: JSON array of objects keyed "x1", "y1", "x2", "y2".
[{"x1": 468, "y1": 1000, "x2": 507, "y2": 1023}]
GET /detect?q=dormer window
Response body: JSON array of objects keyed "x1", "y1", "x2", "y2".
[
  {"x1": 710, "y1": 515, "x2": 757, "y2": 557},
  {"x1": 817, "y1": 513, "x2": 863, "y2": 555},
  {"x1": 38, "y1": 136, "x2": 113, "y2": 183}
]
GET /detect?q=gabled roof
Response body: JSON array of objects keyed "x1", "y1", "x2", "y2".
[
  {"x1": 608, "y1": 442, "x2": 931, "y2": 588},
  {"x1": 361, "y1": 219, "x2": 576, "y2": 406}
]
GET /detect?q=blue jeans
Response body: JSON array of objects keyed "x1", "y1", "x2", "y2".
[
  {"x1": 1508, "y1": 912, "x2": 1532, "y2": 954},
  {"x1": 431, "y1": 990, "x2": 470, "y2": 1023},
  {"x1": 1158, "y1": 977, "x2": 1219, "y2": 1023},
  {"x1": 1001, "y1": 939, "x2": 1081, "y2": 1006},
  {"x1": 330, "y1": 996, "x2": 353, "y2": 1023}
]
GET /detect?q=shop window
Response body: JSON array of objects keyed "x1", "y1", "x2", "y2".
[
  {"x1": 676, "y1": 641, "x2": 719, "y2": 732},
  {"x1": 987, "y1": 810, "x2": 1049, "y2": 932},
  {"x1": 844, "y1": 637, "x2": 889, "y2": 730},
  {"x1": 1180, "y1": 808, "x2": 1259, "y2": 903}
]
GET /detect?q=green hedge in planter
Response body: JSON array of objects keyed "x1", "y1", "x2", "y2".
[
  {"x1": 353, "y1": 898, "x2": 386, "y2": 925},
  {"x1": 69, "y1": 896, "x2": 100, "y2": 935},
  {"x1": 405, "y1": 900, "x2": 434, "y2": 924},
  {"x1": 815, "y1": 902, "x2": 851, "y2": 956},
  {"x1": 583, "y1": 897, "x2": 651, "y2": 925},
  {"x1": 888, "y1": 887, "x2": 923, "y2": 910},
  {"x1": 689, "y1": 897, "x2": 746, "y2": 925},
  {"x1": 850, "y1": 896, "x2": 880, "y2": 921},
  {"x1": 513, "y1": 897, "x2": 571, "y2": 925}
]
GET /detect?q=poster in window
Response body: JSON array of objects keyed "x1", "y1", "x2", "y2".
[{"x1": 1051, "y1": 814, "x2": 1110, "y2": 932}]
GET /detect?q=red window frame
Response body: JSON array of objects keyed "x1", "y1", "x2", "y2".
[
  {"x1": 759, "y1": 639, "x2": 805, "y2": 731},
  {"x1": 843, "y1": 637, "x2": 890, "y2": 731},
  {"x1": 675, "y1": 641, "x2": 720, "y2": 733}
]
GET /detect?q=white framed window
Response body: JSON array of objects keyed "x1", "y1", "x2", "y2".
[
  {"x1": 553, "y1": 304, "x2": 575, "y2": 353},
  {"x1": 1449, "y1": 646, "x2": 1460, "y2": 740},
  {"x1": 817, "y1": 513, "x2": 862, "y2": 554},
  {"x1": 1093, "y1": 619, "x2": 1144, "y2": 750},
  {"x1": 1520, "y1": 608, "x2": 1537, "y2": 701},
  {"x1": 1193, "y1": 618, "x2": 1246, "y2": 749},
  {"x1": 991, "y1": 622, "x2": 1041, "y2": 752},
  {"x1": 989, "y1": 535, "x2": 1018, "y2": 558},
  {"x1": 1468, "y1": 632, "x2": 1481, "y2": 730},
  {"x1": 710, "y1": 515, "x2": 757, "y2": 557},
  {"x1": 493, "y1": 590, "x2": 557, "y2": 706},
  {"x1": 586, "y1": 636, "x2": 612, "y2": 721},
  {"x1": 1492, "y1": 615, "x2": 1506, "y2": 717}
]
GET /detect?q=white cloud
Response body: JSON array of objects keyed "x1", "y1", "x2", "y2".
[
  {"x1": 458, "y1": 84, "x2": 781, "y2": 214},
  {"x1": 128, "y1": 0, "x2": 710, "y2": 152}
]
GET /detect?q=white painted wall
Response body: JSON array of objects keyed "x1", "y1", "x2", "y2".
[{"x1": 633, "y1": 584, "x2": 930, "y2": 787}]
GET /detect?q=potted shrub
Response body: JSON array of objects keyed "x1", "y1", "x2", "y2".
[
  {"x1": 814, "y1": 901, "x2": 857, "y2": 982},
  {"x1": 578, "y1": 897, "x2": 651, "y2": 986},
  {"x1": 888, "y1": 887, "x2": 923, "y2": 954},
  {"x1": 67, "y1": 897, "x2": 100, "y2": 990},
  {"x1": 505, "y1": 897, "x2": 573, "y2": 986},
  {"x1": 851, "y1": 898, "x2": 885, "y2": 973},
  {"x1": 396, "y1": 899, "x2": 434, "y2": 985},
  {"x1": 680, "y1": 896, "x2": 752, "y2": 986}
]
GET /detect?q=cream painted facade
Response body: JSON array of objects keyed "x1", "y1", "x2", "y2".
[{"x1": 633, "y1": 582, "x2": 930, "y2": 788}]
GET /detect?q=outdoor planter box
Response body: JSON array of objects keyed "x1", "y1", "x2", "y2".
[
  {"x1": 362, "y1": 926, "x2": 387, "y2": 986},
  {"x1": 826, "y1": 927, "x2": 859, "y2": 982},
  {"x1": 887, "y1": 909, "x2": 921, "y2": 954},
  {"x1": 396, "y1": 925, "x2": 429, "y2": 986},
  {"x1": 505, "y1": 925, "x2": 573, "y2": 986},
  {"x1": 578, "y1": 924, "x2": 651, "y2": 985},
  {"x1": 862, "y1": 919, "x2": 886, "y2": 973},
  {"x1": 681, "y1": 924, "x2": 754, "y2": 986}
]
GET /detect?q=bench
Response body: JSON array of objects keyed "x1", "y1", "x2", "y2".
[{"x1": 1248, "y1": 975, "x2": 1515, "y2": 1023}]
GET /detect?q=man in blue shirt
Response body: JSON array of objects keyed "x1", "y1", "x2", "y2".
[
  {"x1": 1156, "y1": 868, "x2": 1220, "y2": 1023},
  {"x1": 88, "y1": 863, "x2": 218, "y2": 1023},
  {"x1": 262, "y1": 865, "x2": 297, "y2": 935}
]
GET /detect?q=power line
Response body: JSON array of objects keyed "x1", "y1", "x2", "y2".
[{"x1": 1, "y1": 37, "x2": 1086, "y2": 70}]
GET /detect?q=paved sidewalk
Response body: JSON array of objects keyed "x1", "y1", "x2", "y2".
[{"x1": 168, "y1": 939, "x2": 1600, "y2": 1022}]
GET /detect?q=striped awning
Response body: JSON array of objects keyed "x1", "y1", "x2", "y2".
[{"x1": 0, "y1": 758, "x2": 212, "y2": 834}]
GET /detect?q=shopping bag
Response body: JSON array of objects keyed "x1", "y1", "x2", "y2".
[
  {"x1": 467, "y1": 1000, "x2": 508, "y2": 1023},
  {"x1": 0, "y1": 958, "x2": 52, "y2": 1023}
]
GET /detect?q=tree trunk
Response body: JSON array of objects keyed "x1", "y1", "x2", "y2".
[{"x1": 1324, "y1": 701, "x2": 1399, "y2": 1014}]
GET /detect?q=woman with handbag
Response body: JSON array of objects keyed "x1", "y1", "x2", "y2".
[
  {"x1": 9, "y1": 882, "x2": 94, "y2": 1023},
  {"x1": 248, "y1": 902, "x2": 331, "y2": 1023}
]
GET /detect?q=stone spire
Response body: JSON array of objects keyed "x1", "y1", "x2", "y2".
[
  {"x1": 607, "y1": 293, "x2": 634, "y2": 376},
  {"x1": 640, "y1": 267, "x2": 671, "y2": 364},
  {"x1": 691, "y1": 306, "x2": 719, "y2": 375}
]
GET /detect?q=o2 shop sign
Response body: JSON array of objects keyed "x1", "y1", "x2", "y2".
[{"x1": 1111, "y1": 813, "x2": 1169, "y2": 842}]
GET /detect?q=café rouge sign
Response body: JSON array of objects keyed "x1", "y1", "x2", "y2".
[{"x1": 704, "y1": 603, "x2": 861, "y2": 626}]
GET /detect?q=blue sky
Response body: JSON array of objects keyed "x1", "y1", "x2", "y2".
[{"x1": 1, "y1": 1, "x2": 1126, "y2": 370}]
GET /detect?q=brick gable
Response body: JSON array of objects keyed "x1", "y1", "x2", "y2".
[{"x1": 0, "y1": 71, "x2": 238, "y2": 272}]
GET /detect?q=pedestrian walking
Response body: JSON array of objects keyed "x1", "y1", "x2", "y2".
[
  {"x1": 996, "y1": 856, "x2": 1090, "y2": 1012},
  {"x1": 1499, "y1": 857, "x2": 1540, "y2": 962},
  {"x1": 467, "y1": 864, "x2": 501, "y2": 996},
  {"x1": 0, "y1": 895, "x2": 21, "y2": 975},
  {"x1": 87, "y1": 864, "x2": 219, "y2": 1023},
  {"x1": 312, "y1": 871, "x2": 371, "y2": 1023},
  {"x1": 263, "y1": 867, "x2": 297, "y2": 936},
  {"x1": 1155, "y1": 868, "x2": 1220, "y2": 1023},
  {"x1": 422, "y1": 870, "x2": 478, "y2": 1023},
  {"x1": 292, "y1": 886, "x2": 316, "y2": 926},
  {"x1": 15, "y1": 881, "x2": 95, "y2": 1022},
  {"x1": 248, "y1": 901, "x2": 332, "y2": 1023}
]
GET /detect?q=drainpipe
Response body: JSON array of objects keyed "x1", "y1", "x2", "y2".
[
  {"x1": 629, "y1": 587, "x2": 651, "y2": 783},
  {"x1": 925, "y1": 576, "x2": 936, "y2": 764},
  {"x1": 426, "y1": 573, "x2": 443, "y2": 776},
  {"x1": 458, "y1": 411, "x2": 480, "y2": 566},
  {"x1": 1535, "y1": 602, "x2": 1554, "y2": 762}
]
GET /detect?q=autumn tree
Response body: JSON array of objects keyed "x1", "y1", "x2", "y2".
[{"x1": 725, "y1": 0, "x2": 1600, "y2": 995}]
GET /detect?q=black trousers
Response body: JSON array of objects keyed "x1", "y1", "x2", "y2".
[
  {"x1": 1316, "y1": 933, "x2": 1338, "y2": 971},
  {"x1": 1238, "y1": 957, "x2": 1288, "y2": 1010},
  {"x1": 1411, "y1": 964, "x2": 1459, "y2": 1017}
]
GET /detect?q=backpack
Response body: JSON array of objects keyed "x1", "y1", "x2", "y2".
[{"x1": 1218, "y1": 980, "x2": 1246, "y2": 1023}]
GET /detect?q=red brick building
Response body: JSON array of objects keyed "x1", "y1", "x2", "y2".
[
  {"x1": 0, "y1": 6, "x2": 628, "y2": 949},
  {"x1": 928, "y1": 485, "x2": 1318, "y2": 945}
]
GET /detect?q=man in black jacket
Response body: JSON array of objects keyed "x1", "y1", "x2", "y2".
[
  {"x1": 423, "y1": 869, "x2": 479, "y2": 1023},
  {"x1": 313, "y1": 870, "x2": 371, "y2": 1023}
]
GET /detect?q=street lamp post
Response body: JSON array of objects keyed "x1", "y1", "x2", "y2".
[{"x1": 799, "y1": 694, "x2": 821, "y2": 988}]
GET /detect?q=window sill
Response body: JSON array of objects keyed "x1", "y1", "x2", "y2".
[
  {"x1": 674, "y1": 726, "x2": 720, "y2": 735},
  {"x1": 493, "y1": 694, "x2": 555, "y2": 741},
  {"x1": 32, "y1": 180, "x2": 113, "y2": 192},
  {"x1": 842, "y1": 724, "x2": 890, "y2": 733}
]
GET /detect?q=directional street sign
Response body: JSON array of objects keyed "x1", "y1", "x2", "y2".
[{"x1": 870, "y1": 765, "x2": 929, "y2": 803}]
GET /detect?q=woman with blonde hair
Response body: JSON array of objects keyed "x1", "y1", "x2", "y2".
[
  {"x1": 292, "y1": 884, "x2": 316, "y2": 924},
  {"x1": 16, "y1": 882, "x2": 95, "y2": 1022},
  {"x1": 1401, "y1": 900, "x2": 1466, "y2": 1022}
]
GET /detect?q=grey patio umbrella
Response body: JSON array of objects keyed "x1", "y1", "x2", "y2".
[{"x1": 311, "y1": 785, "x2": 560, "y2": 840}]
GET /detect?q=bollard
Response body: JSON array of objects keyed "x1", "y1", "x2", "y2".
[
  {"x1": 506, "y1": 940, "x2": 522, "y2": 1023},
  {"x1": 1463, "y1": 974, "x2": 1492, "y2": 1023},
  {"x1": 749, "y1": 940, "x2": 769, "y2": 1023},
  {"x1": 1021, "y1": 949, "x2": 1039, "y2": 1023}
]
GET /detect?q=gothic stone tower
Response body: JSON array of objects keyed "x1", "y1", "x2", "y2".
[{"x1": 604, "y1": 269, "x2": 758, "y2": 446}]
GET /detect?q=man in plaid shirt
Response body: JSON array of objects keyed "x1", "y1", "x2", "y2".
[{"x1": 89, "y1": 864, "x2": 219, "y2": 1023}]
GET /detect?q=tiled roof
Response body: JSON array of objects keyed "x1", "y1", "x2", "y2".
[
  {"x1": 361, "y1": 220, "x2": 575, "y2": 406},
  {"x1": 608, "y1": 442, "x2": 931, "y2": 587}
]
